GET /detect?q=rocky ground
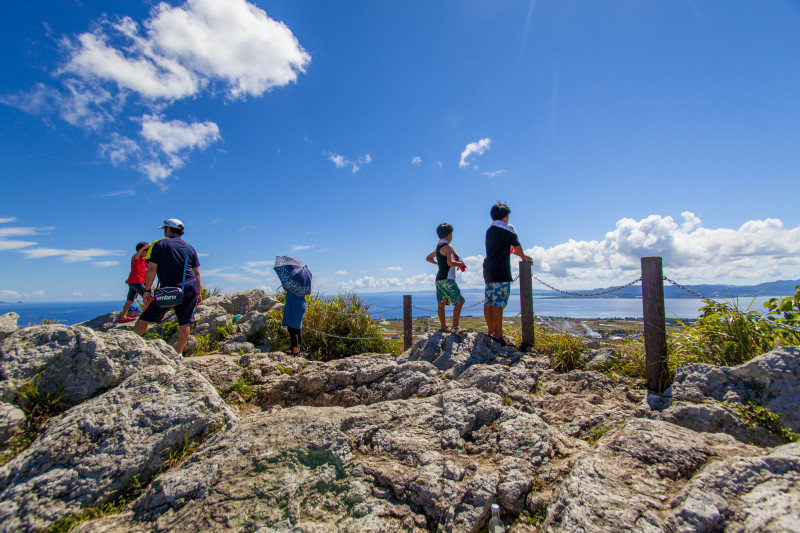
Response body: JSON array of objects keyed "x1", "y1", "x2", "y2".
[{"x1": 0, "y1": 289, "x2": 798, "y2": 532}]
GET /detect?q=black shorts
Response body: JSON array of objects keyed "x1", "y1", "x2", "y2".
[
  {"x1": 126, "y1": 283, "x2": 146, "y2": 302},
  {"x1": 139, "y1": 285, "x2": 199, "y2": 326}
]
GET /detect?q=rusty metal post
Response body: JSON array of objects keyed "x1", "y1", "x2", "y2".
[
  {"x1": 641, "y1": 257, "x2": 669, "y2": 392},
  {"x1": 519, "y1": 261, "x2": 535, "y2": 349},
  {"x1": 403, "y1": 294, "x2": 412, "y2": 351}
]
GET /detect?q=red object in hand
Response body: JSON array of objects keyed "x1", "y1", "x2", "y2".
[
  {"x1": 510, "y1": 245, "x2": 515, "y2": 253},
  {"x1": 459, "y1": 264, "x2": 466, "y2": 272}
]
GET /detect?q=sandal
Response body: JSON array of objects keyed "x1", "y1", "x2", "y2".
[
  {"x1": 452, "y1": 326, "x2": 467, "y2": 336},
  {"x1": 438, "y1": 327, "x2": 451, "y2": 333}
]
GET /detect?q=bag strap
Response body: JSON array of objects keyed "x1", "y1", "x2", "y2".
[{"x1": 181, "y1": 244, "x2": 190, "y2": 290}]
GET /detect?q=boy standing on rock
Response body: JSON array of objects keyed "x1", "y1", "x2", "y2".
[
  {"x1": 483, "y1": 203, "x2": 532, "y2": 346},
  {"x1": 426, "y1": 223, "x2": 467, "y2": 335},
  {"x1": 118, "y1": 241, "x2": 149, "y2": 323}
]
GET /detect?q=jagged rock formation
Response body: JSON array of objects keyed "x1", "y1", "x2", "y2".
[
  {"x1": 0, "y1": 291, "x2": 798, "y2": 532},
  {"x1": 0, "y1": 313, "x2": 19, "y2": 342}
]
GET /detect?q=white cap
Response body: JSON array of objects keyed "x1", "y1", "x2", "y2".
[
  {"x1": 160, "y1": 218, "x2": 184, "y2": 230},
  {"x1": 491, "y1": 503, "x2": 500, "y2": 512}
]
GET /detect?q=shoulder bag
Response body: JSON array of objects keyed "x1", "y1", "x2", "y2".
[{"x1": 152, "y1": 246, "x2": 189, "y2": 308}]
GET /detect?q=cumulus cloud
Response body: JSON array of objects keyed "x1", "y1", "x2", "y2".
[
  {"x1": 334, "y1": 270, "x2": 348, "y2": 275},
  {"x1": 1, "y1": 290, "x2": 21, "y2": 300},
  {"x1": 527, "y1": 213, "x2": 800, "y2": 288},
  {"x1": 411, "y1": 156, "x2": 422, "y2": 165},
  {"x1": 3, "y1": 0, "x2": 309, "y2": 182},
  {"x1": 0, "y1": 217, "x2": 17, "y2": 223},
  {"x1": 338, "y1": 274, "x2": 435, "y2": 292},
  {"x1": 459, "y1": 138, "x2": 491, "y2": 168},
  {"x1": 387, "y1": 266, "x2": 403, "y2": 271},
  {"x1": 324, "y1": 151, "x2": 372, "y2": 173}
]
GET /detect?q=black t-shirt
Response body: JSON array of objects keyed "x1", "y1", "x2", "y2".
[
  {"x1": 483, "y1": 225, "x2": 521, "y2": 283},
  {"x1": 147, "y1": 237, "x2": 200, "y2": 288}
]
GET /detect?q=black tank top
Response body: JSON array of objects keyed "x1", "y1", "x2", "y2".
[{"x1": 436, "y1": 242, "x2": 451, "y2": 281}]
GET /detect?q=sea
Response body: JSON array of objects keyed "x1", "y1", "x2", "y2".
[{"x1": 0, "y1": 291, "x2": 785, "y2": 326}]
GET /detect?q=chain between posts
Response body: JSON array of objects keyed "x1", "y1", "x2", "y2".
[
  {"x1": 302, "y1": 324, "x2": 388, "y2": 341},
  {"x1": 531, "y1": 275, "x2": 642, "y2": 297}
]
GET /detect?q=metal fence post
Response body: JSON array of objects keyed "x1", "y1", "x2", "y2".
[
  {"x1": 641, "y1": 257, "x2": 669, "y2": 392},
  {"x1": 519, "y1": 261, "x2": 535, "y2": 349},
  {"x1": 403, "y1": 295, "x2": 412, "y2": 352}
]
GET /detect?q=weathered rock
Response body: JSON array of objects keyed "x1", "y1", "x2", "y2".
[
  {"x1": 672, "y1": 346, "x2": 800, "y2": 433},
  {"x1": 0, "y1": 313, "x2": 19, "y2": 342},
  {"x1": 190, "y1": 304, "x2": 229, "y2": 336},
  {"x1": 0, "y1": 325, "x2": 180, "y2": 405},
  {"x1": 0, "y1": 365, "x2": 237, "y2": 532},
  {"x1": 235, "y1": 310, "x2": 268, "y2": 341},
  {"x1": 0, "y1": 401, "x2": 24, "y2": 447},
  {"x1": 76, "y1": 311, "x2": 139, "y2": 332},
  {"x1": 667, "y1": 441, "x2": 800, "y2": 532},
  {"x1": 399, "y1": 331, "x2": 521, "y2": 378},
  {"x1": 201, "y1": 289, "x2": 279, "y2": 316},
  {"x1": 183, "y1": 354, "x2": 245, "y2": 391},
  {"x1": 219, "y1": 335, "x2": 255, "y2": 354},
  {"x1": 545, "y1": 418, "x2": 761, "y2": 532},
  {"x1": 584, "y1": 347, "x2": 616, "y2": 371},
  {"x1": 87, "y1": 388, "x2": 575, "y2": 532}
]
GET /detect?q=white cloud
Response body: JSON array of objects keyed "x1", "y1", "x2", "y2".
[
  {"x1": 0, "y1": 217, "x2": 18, "y2": 223},
  {"x1": 0, "y1": 240, "x2": 37, "y2": 251},
  {"x1": 526, "y1": 213, "x2": 800, "y2": 288},
  {"x1": 93, "y1": 261, "x2": 120, "y2": 267},
  {"x1": 95, "y1": 188, "x2": 136, "y2": 198},
  {"x1": 434, "y1": 161, "x2": 442, "y2": 168},
  {"x1": 20, "y1": 247, "x2": 123, "y2": 263},
  {"x1": 411, "y1": 156, "x2": 422, "y2": 165},
  {"x1": 1, "y1": 290, "x2": 21, "y2": 300},
  {"x1": 459, "y1": 138, "x2": 492, "y2": 168},
  {"x1": 238, "y1": 225, "x2": 257, "y2": 231},
  {"x1": 483, "y1": 169, "x2": 506, "y2": 178},
  {"x1": 324, "y1": 151, "x2": 372, "y2": 173},
  {"x1": 4, "y1": 0, "x2": 309, "y2": 183},
  {"x1": 338, "y1": 273, "x2": 435, "y2": 293},
  {"x1": 291, "y1": 244, "x2": 315, "y2": 251},
  {"x1": 73, "y1": 291, "x2": 83, "y2": 297},
  {"x1": 31, "y1": 290, "x2": 46, "y2": 297},
  {"x1": 387, "y1": 266, "x2": 403, "y2": 271},
  {"x1": 334, "y1": 270, "x2": 348, "y2": 275}
]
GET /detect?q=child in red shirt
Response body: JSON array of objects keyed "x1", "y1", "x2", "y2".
[{"x1": 118, "y1": 242, "x2": 149, "y2": 323}]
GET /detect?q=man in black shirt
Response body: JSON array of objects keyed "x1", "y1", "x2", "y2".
[
  {"x1": 133, "y1": 218, "x2": 202, "y2": 356},
  {"x1": 483, "y1": 203, "x2": 532, "y2": 346}
]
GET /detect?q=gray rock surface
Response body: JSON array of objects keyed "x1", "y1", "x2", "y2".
[
  {"x1": 545, "y1": 418, "x2": 761, "y2": 532},
  {"x1": 0, "y1": 365, "x2": 237, "y2": 532},
  {"x1": 0, "y1": 402, "x2": 24, "y2": 447},
  {"x1": 76, "y1": 311, "x2": 140, "y2": 332},
  {"x1": 219, "y1": 335, "x2": 255, "y2": 354},
  {"x1": 189, "y1": 304, "x2": 228, "y2": 336},
  {"x1": 0, "y1": 325, "x2": 180, "y2": 405},
  {"x1": 183, "y1": 354, "x2": 244, "y2": 391},
  {"x1": 235, "y1": 310, "x2": 268, "y2": 341},
  {"x1": 201, "y1": 289, "x2": 279, "y2": 316},
  {"x1": 399, "y1": 331, "x2": 521, "y2": 378},
  {"x1": 0, "y1": 313, "x2": 19, "y2": 342}
]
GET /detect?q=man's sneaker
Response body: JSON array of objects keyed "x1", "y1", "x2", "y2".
[{"x1": 118, "y1": 316, "x2": 136, "y2": 324}]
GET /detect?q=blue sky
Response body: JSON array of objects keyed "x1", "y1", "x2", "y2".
[{"x1": 1, "y1": 0, "x2": 799, "y2": 301}]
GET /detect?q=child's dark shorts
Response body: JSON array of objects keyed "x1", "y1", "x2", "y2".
[{"x1": 140, "y1": 285, "x2": 199, "y2": 326}]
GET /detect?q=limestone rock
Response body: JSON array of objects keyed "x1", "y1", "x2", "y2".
[
  {"x1": 76, "y1": 311, "x2": 138, "y2": 332},
  {"x1": 0, "y1": 365, "x2": 237, "y2": 532},
  {"x1": 672, "y1": 346, "x2": 800, "y2": 432},
  {"x1": 0, "y1": 401, "x2": 24, "y2": 447},
  {"x1": 235, "y1": 310, "x2": 268, "y2": 342},
  {"x1": 584, "y1": 347, "x2": 616, "y2": 371},
  {"x1": 92, "y1": 389, "x2": 572, "y2": 532},
  {"x1": 183, "y1": 354, "x2": 244, "y2": 391},
  {"x1": 0, "y1": 313, "x2": 19, "y2": 342},
  {"x1": 190, "y1": 304, "x2": 228, "y2": 336},
  {"x1": 399, "y1": 331, "x2": 521, "y2": 378},
  {"x1": 667, "y1": 441, "x2": 800, "y2": 532},
  {"x1": 545, "y1": 418, "x2": 761, "y2": 532},
  {"x1": 200, "y1": 289, "x2": 279, "y2": 316},
  {"x1": 0, "y1": 325, "x2": 180, "y2": 405},
  {"x1": 219, "y1": 335, "x2": 255, "y2": 354}
]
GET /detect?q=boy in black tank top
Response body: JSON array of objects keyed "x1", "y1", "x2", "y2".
[{"x1": 425, "y1": 223, "x2": 466, "y2": 334}]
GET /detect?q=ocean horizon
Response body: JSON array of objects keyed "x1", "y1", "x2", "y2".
[{"x1": 0, "y1": 291, "x2": 786, "y2": 326}]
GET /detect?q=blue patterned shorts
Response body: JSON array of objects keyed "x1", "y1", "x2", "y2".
[{"x1": 484, "y1": 282, "x2": 511, "y2": 309}]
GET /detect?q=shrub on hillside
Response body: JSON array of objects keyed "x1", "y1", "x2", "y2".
[{"x1": 266, "y1": 292, "x2": 398, "y2": 360}]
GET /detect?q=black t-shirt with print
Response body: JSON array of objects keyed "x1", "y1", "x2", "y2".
[
  {"x1": 147, "y1": 237, "x2": 200, "y2": 288},
  {"x1": 483, "y1": 225, "x2": 521, "y2": 283}
]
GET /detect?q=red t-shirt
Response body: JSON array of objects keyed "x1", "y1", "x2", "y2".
[{"x1": 126, "y1": 257, "x2": 146, "y2": 284}]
